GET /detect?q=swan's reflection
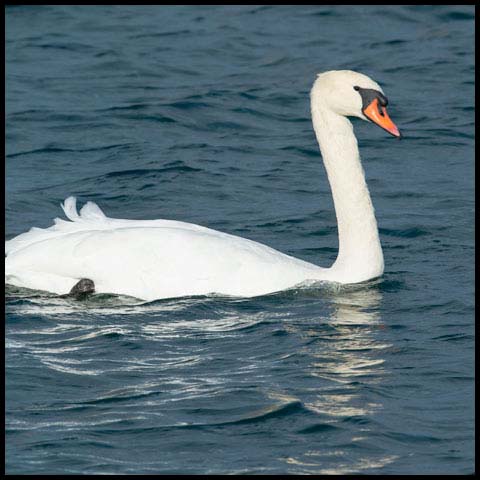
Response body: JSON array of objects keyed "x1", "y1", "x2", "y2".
[
  {"x1": 308, "y1": 286, "x2": 386, "y2": 414},
  {"x1": 284, "y1": 283, "x2": 397, "y2": 473}
]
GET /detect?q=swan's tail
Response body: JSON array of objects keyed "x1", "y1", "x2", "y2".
[
  {"x1": 61, "y1": 196, "x2": 80, "y2": 221},
  {"x1": 6, "y1": 196, "x2": 108, "y2": 257},
  {"x1": 61, "y1": 196, "x2": 107, "y2": 222}
]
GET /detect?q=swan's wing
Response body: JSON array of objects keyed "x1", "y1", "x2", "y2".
[
  {"x1": 5, "y1": 197, "x2": 327, "y2": 300},
  {"x1": 6, "y1": 225, "x2": 322, "y2": 300},
  {"x1": 5, "y1": 196, "x2": 219, "y2": 256}
]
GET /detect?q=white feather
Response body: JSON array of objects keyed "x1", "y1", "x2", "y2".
[{"x1": 5, "y1": 70, "x2": 394, "y2": 300}]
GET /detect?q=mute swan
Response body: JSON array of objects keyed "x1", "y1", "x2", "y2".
[{"x1": 5, "y1": 70, "x2": 401, "y2": 301}]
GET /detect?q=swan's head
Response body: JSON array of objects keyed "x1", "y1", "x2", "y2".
[{"x1": 312, "y1": 70, "x2": 400, "y2": 138}]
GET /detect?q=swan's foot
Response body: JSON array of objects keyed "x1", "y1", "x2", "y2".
[{"x1": 64, "y1": 278, "x2": 95, "y2": 300}]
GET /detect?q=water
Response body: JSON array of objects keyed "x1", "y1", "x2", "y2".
[{"x1": 5, "y1": 5, "x2": 475, "y2": 474}]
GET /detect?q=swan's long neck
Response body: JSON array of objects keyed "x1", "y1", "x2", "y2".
[{"x1": 311, "y1": 90, "x2": 384, "y2": 282}]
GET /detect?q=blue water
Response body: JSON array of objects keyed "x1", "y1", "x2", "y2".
[{"x1": 5, "y1": 5, "x2": 475, "y2": 475}]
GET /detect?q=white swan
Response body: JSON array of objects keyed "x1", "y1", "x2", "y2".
[{"x1": 5, "y1": 70, "x2": 401, "y2": 301}]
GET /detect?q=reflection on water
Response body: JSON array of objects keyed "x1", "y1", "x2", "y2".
[
  {"x1": 284, "y1": 284, "x2": 399, "y2": 474},
  {"x1": 286, "y1": 453, "x2": 400, "y2": 475},
  {"x1": 319, "y1": 286, "x2": 387, "y2": 382},
  {"x1": 7, "y1": 281, "x2": 400, "y2": 474}
]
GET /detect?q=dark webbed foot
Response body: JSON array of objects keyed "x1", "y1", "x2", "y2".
[{"x1": 66, "y1": 278, "x2": 95, "y2": 300}]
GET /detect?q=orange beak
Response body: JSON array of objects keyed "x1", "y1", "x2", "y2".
[{"x1": 363, "y1": 98, "x2": 401, "y2": 138}]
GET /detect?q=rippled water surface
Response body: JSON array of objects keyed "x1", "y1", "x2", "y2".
[{"x1": 5, "y1": 5, "x2": 474, "y2": 474}]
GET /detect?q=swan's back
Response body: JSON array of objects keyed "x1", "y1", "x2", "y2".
[
  {"x1": 5, "y1": 197, "x2": 219, "y2": 257},
  {"x1": 5, "y1": 197, "x2": 325, "y2": 300}
]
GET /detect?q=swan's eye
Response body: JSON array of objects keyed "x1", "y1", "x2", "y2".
[{"x1": 353, "y1": 86, "x2": 360, "y2": 91}]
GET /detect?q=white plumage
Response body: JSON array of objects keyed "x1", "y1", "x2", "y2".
[{"x1": 5, "y1": 70, "x2": 399, "y2": 301}]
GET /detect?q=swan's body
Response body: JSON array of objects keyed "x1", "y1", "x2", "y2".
[{"x1": 5, "y1": 70, "x2": 400, "y2": 301}]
